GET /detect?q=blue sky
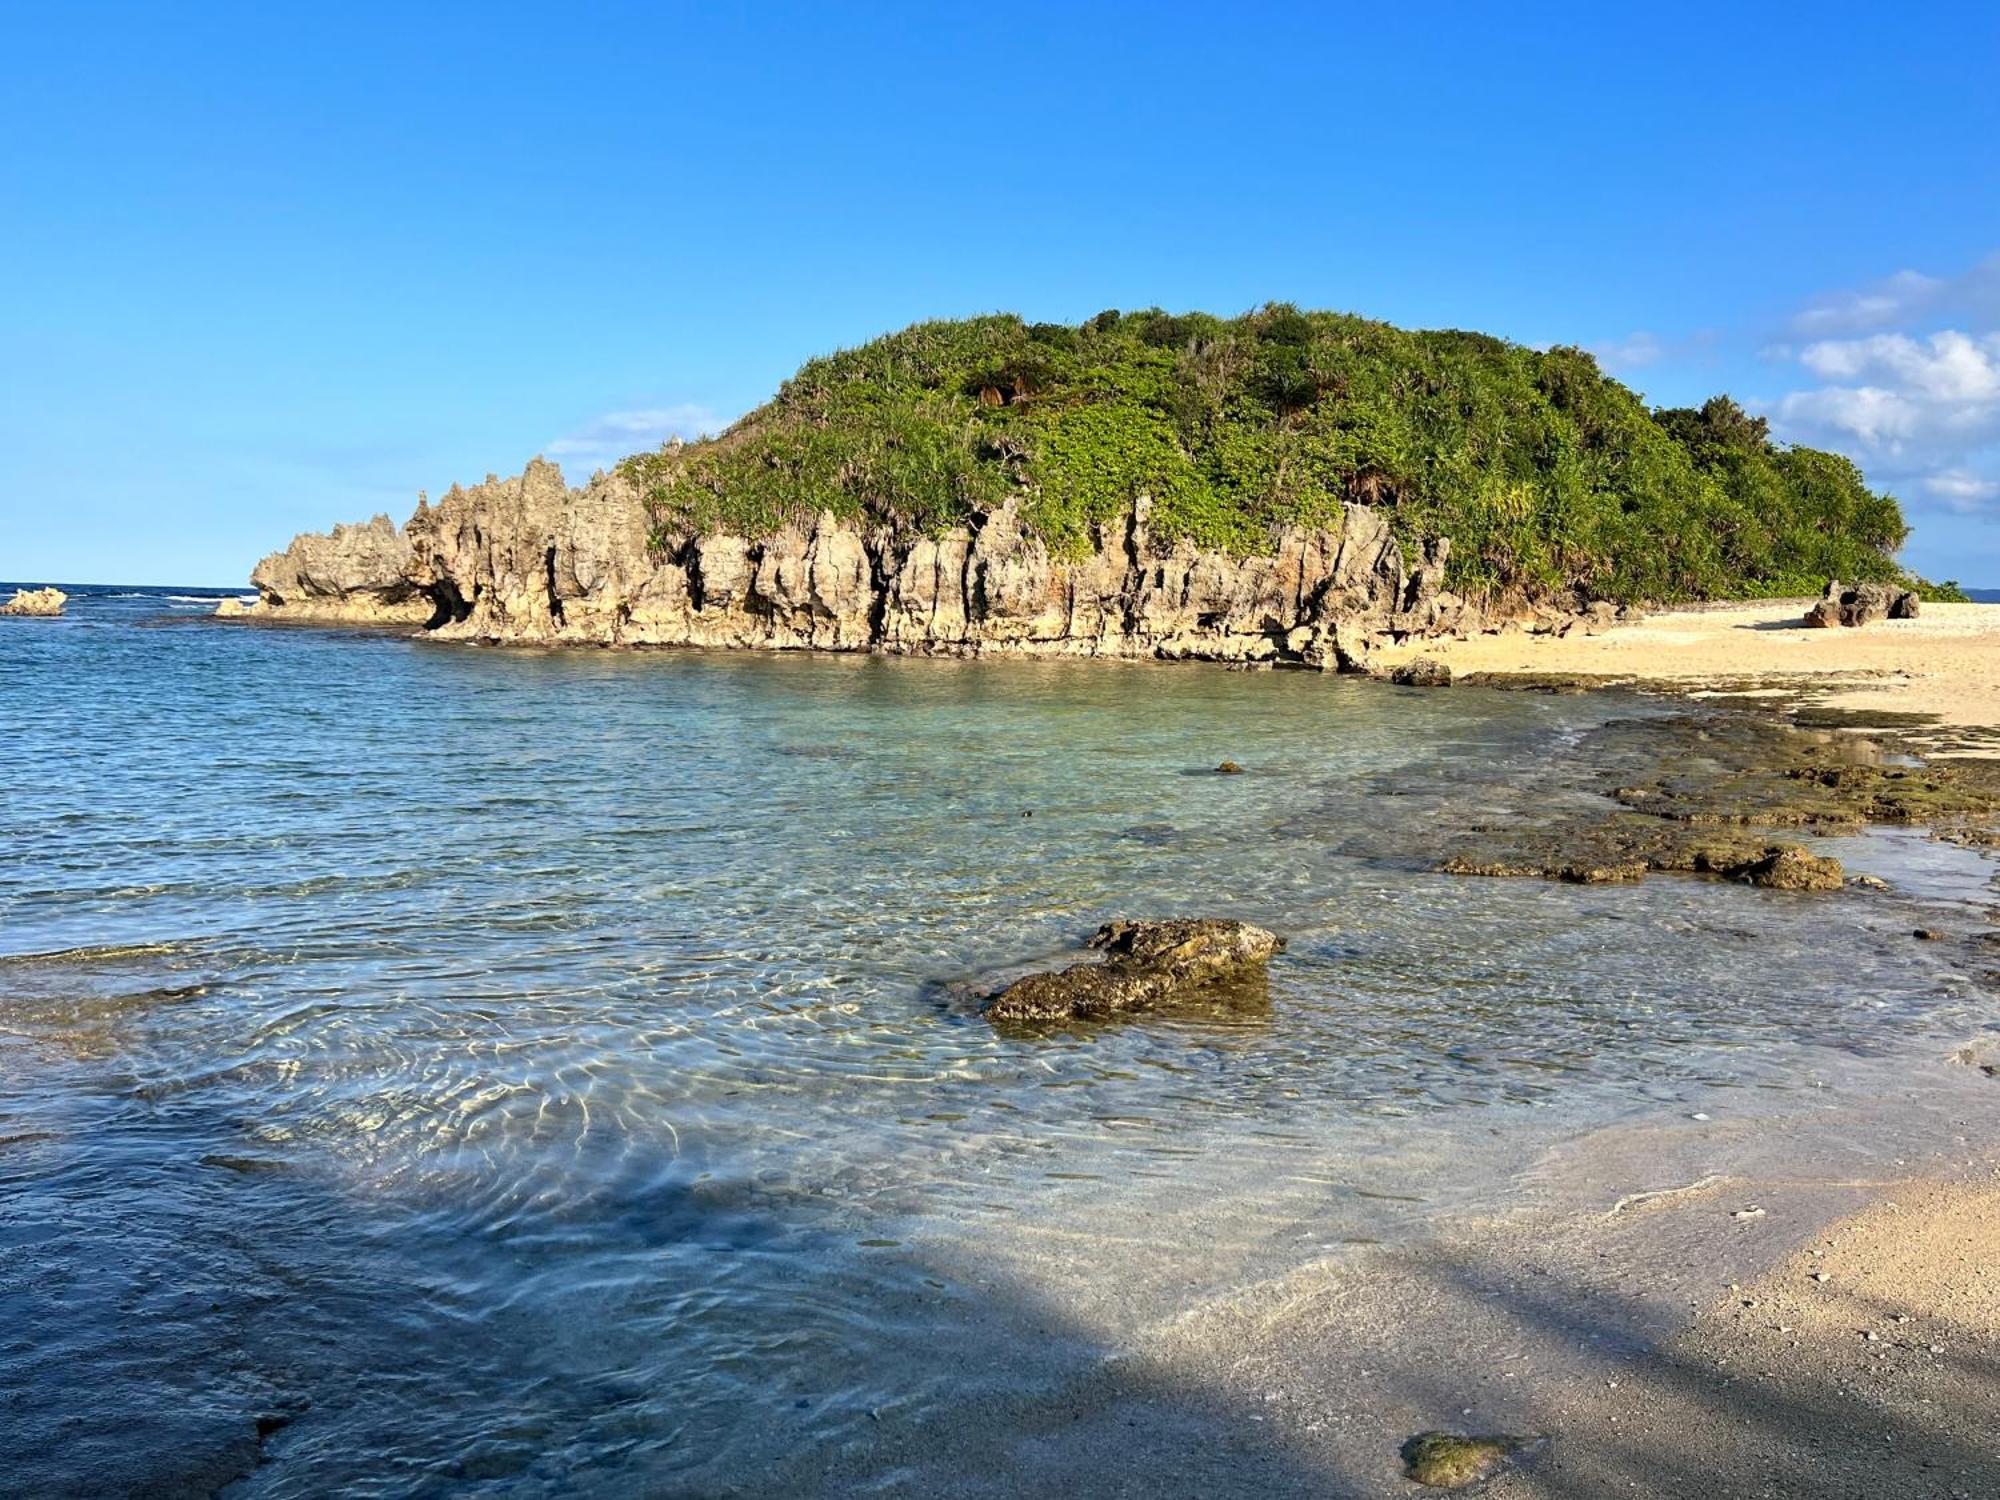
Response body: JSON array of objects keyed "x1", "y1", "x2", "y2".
[{"x1": 4, "y1": 2, "x2": 1998, "y2": 585}]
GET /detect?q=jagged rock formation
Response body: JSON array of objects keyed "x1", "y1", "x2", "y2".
[
  {"x1": 248, "y1": 515, "x2": 431, "y2": 625},
  {"x1": 248, "y1": 460, "x2": 1491, "y2": 666},
  {"x1": 1, "y1": 587, "x2": 67, "y2": 617},
  {"x1": 1804, "y1": 578, "x2": 1920, "y2": 629}
]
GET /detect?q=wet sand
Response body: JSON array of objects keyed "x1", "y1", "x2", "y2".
[
  {"x1": 789, "y1": 1052, "x2": 2000, "y2": 1498},
  {"x1": 1333, "y1": 602, "x2": 2000, "y2": 1491},
  {"x1": 1381, "y1": 601, "x2": 2000, "y2": 741}
]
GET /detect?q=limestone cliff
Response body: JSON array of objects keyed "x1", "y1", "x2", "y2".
[
  {"x1": 250, "y1": 514, "x2": 432, "y2": 625},
  {"x1": 248, "y1": 459, "x2": 1487, "y2": 667}
]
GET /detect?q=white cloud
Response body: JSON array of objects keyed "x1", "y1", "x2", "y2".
[
  {"x1": 1796, "y1": 330, "x2": 2000, "y2": 403},
  {"x1": 545, "y1": 404, "x2": 728, "y2": 476},
  {"x1": 1774, "y1": 331, "x2": 2000, "y2": 467},
  {"x1": 1918, "y1": 468, "x2": 2000, "y2": 512},
  {"x1": 1773, "y1": 384, "x2": 1927, "y2": 451},
  {"x1": 1768, "y1": 258, "x2": 2000, "y2": 515}
]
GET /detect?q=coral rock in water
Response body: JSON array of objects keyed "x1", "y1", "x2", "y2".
[
  {"x1": 985, "y1": 918, "x2": 1282, "y2": 1025},
  {"x1": 1, "y1": 587, "x2": 66, "y2": 617}
]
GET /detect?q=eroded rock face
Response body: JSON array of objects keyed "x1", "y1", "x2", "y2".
[
  {"x1": 1806, "y1": 578, "x2": 1919, "y2": 629},
  {"x1": 247, "y1": 460, "x2": 1508, "y2": 662},
  {"x1": 250, "y1": 515, "x2": 429, "y2": 625},
  {"x1": 984, "y1": 918, "x2": 1283, "y2": 1025},
  {"x1": 1, "y1": 587, "x2": 67, "y2": 617}
]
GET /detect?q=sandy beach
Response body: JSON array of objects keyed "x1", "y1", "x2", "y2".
[
  {"x1": 1380, "y1": 602, "x2": 2000, "y2": 744},
  {"x1": 1322, "y1": 598, "x2": 2000, "y2": 1493}
]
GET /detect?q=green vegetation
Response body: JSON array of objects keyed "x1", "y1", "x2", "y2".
[
  {"x1": 619, "y1": 306, "x2": 1952, "y2": 604},
  {"x1": 1400, "y1": 1431, "x2": 1530, "y2": 1488}
]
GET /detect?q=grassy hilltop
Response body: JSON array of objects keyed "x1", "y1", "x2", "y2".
[{"x1": 620, "y1": 306, "x2": 1952, "y2": 605}]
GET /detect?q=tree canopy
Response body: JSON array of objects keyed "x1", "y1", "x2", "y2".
[{"x1": 620, "y1": 306, "x2": 1944, "y2": 603}]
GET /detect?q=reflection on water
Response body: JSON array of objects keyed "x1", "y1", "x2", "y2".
[{"x1": 0, "y1": 588, "x2": 1992, "y2": 1495}]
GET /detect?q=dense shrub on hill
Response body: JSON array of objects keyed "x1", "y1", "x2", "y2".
[{"x1": 620, "y1": 306, "x2": 1954, "y2": 604}]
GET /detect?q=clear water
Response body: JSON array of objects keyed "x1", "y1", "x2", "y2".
[{"x1": 1, "y1": 588, "x2": 1991, "y2": 1496}]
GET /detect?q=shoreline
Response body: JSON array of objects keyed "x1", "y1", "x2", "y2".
[
  {"x1": 1379, "y1": 600, "x2": 2000, "y2": 750},
  {"x1": 236, "y1": 591, "x2": 2000, "y2": 741}
]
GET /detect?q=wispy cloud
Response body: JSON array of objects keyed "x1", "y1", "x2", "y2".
[
  {"x1": 545, "y1": 404, "x2": 729, "y2": 476},
  {"x1": 1787, "y1": 254, "x2": 2000, "y2": 338},
  {"x1": 1917, "y1": 467, "x2": 2000, "y2": 512},
  {"x1": 1587, "y1": 328, "x2": 1718, "y2": 376},
  {"x1": 1590, "y1": 331, "x2": 1664, "y2": 370}
]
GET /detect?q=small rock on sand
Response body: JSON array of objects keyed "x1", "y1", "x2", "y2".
[{"x1": 1401, "y1": 1431, "x2": 1536, "y2": 1488}]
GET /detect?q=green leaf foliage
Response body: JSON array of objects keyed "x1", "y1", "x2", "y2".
[{"x1": 618, "y1": 307, "x2": 1936, "y2": 603}]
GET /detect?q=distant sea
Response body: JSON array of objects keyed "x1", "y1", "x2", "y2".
[{"x1": 2, "y1": 581, "x2": 1995, "y2": 1493}]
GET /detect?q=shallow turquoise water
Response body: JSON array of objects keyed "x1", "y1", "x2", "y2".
[{"x1": 1, "y1": 590, "x2": 1990, "y2": 1495}]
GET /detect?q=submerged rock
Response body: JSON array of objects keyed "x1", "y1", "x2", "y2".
[
  {"x1": 984, "y1": 918, "x2": 1282, "y2": 1025},
  {"x1": 1436, "y1": 710, "x2": 2000, "y2": 895},
  {"x1": 1401, "y1": 1431, "x2": 1536, "y2": 1488},
  {"x1": 1440, "y1": 821, "x2": 1845, "y2": 890},
  {"x1": 1, "y1": 586, "x2": 66, "y2": 617}
]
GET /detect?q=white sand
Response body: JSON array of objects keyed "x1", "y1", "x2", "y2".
[{"x1": 1381, "y1": 601, "x2": 2000, "y2": 738}]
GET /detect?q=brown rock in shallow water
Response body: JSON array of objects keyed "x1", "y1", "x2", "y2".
[
  {"x1": 1215, "y1": 761, "x2": 1244, "y2": 775},
  {"x1": 985, "y1": 918, "x2": 1282, "y2": 1025},
  {"x1": 1390, "y1": 657, "x2": 1453, "y2": 687},
  {"x1": 1739, "y1": 846, "x2": 1845, "y2": 891},
  {"x1": 1441, "y1": 820, "x2": 1844, "y2": 892}
]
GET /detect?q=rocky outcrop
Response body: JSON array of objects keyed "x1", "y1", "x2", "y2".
[
  {"x1": 248, "y1": 515, "x2": 431, "y2": 625},
  {"x1": 1804, "y1": 579, "x2": 1919, "y2": 629},
  {"x1": 1, "y1": 587, "x2": 66, "y2": 617},
  {"x1": 984, "y1": 918, "x2": 1284, "y2": 1025},
  {"x1": 1440, "y1": 824, "x2": 1845, "y2": 889},
  {"x1": 1390, "y1": 656, "x2": 1453, "y2": 687},
  {"x1": 249, "y1": 460, "x2": 1501, "y2": 664}
]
